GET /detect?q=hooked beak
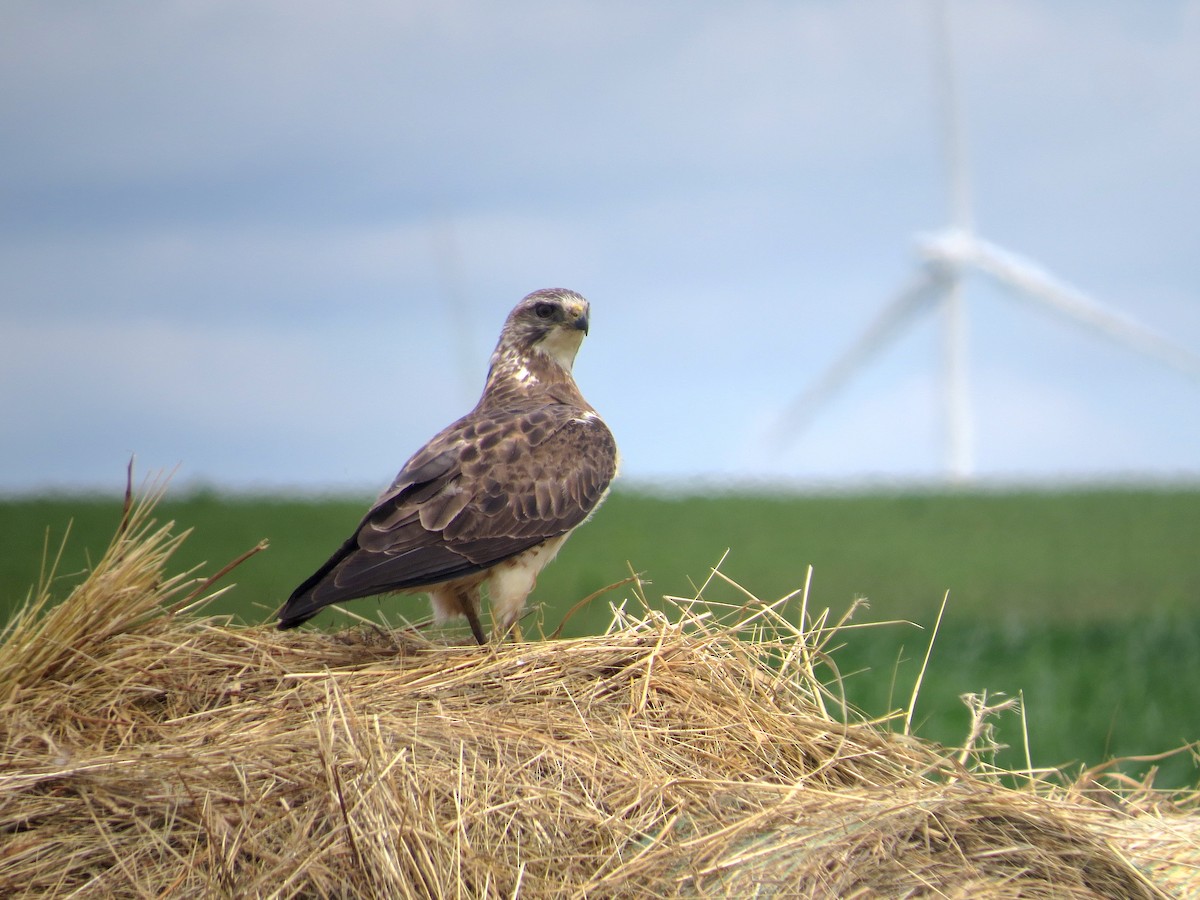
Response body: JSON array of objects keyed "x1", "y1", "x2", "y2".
[{"x1": 571, "y1": 310, "x2": 590, "y2": 335}]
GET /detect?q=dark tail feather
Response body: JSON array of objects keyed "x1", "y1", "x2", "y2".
[
  {"x1": 276, "y1": 535, "x2": 359, "y2": 629},
  {"x1": 275, "y1": 582, "x2": 326, "y2": 629}
]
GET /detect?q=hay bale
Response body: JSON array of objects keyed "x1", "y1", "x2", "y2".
[{"x1": 1, "y1": 487, "x2": 1195, "y2": 897}]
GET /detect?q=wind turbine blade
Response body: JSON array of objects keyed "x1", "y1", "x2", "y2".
[
  {"x1": 964, "y1": 238, "x2": 1200, "y2": 379},
  {"x1": 932, "y1": 0, "x2": 974, "y2": 234},
  {"x1": 771, "y1": 267, "x2": 946, "y2": 449}
]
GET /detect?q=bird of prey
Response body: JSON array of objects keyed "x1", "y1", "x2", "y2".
[{"x1": 276, "y1": 288, "x2": 618, "y2": 643}]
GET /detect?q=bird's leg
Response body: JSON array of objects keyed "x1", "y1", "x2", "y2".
[
  {"x1": 463, "y1": 603, "x2": 488, "y2": 646},
  {"x1": 430, "y1": 584, "x2": 488, "y2": 645}
]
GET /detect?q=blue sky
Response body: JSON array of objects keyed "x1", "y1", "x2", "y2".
[{"x1": 2, "y1": 1, "x2": 1198, "y2": 493}]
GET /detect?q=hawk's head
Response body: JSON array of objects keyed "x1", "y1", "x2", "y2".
[{"x1": 497, "y1": 288, "x2": 591, "y2": 372}]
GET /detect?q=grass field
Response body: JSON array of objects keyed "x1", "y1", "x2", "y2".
[{"x1": 3, "y1": 485, "x2": 1199, "y2": 788}]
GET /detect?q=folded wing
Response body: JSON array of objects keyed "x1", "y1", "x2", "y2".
[{"x1": 276, "y1": 403, "x2": 616, "y2": 627}]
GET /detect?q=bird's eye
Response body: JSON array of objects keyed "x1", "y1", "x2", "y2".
[{"x1": 533, "y1": 301, "x2": 556, "y2": 319}]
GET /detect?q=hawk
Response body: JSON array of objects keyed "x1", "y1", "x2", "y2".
[{"x1": 276, "y1": 288, "x2": 618, "y2": 643}]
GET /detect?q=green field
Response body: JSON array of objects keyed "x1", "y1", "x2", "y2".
[{"x1": 3, "y1": 486, "x2": 1199, "y2": 788}]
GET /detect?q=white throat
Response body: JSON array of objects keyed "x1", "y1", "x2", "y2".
[{"x1": 533, "y1": 327, "x2": 584, "y2": 371}]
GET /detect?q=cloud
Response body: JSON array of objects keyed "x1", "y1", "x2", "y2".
[{"x1": 0, "y1": 316, "x2": 465, "y2": 488}]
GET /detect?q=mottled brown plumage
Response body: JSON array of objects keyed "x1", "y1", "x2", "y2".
[{"x1": 276, "y1": 288, "x2": 618, "y2": 642}]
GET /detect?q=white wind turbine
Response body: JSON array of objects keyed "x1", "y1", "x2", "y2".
[{"x1": 772, "y1": 1, "x2": 1200, "y2": 482}]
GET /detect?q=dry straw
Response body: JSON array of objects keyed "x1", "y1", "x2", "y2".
[{"x1": 2, "y1": 478, "x2": 1198, "y2": 897}]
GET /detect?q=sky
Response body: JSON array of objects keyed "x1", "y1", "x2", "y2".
[{"x1": 2, "y1": 1, "x2": 1199, "y2": 494}]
